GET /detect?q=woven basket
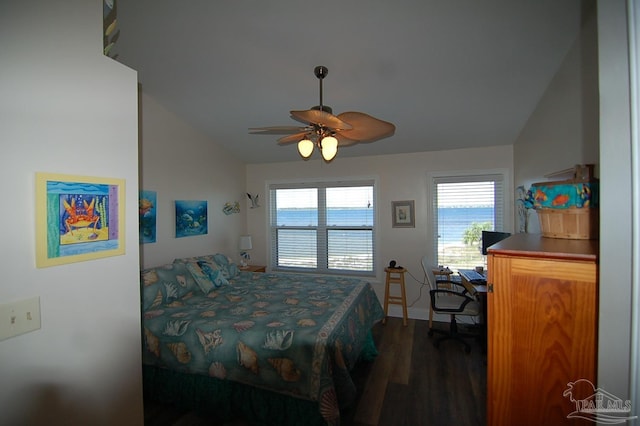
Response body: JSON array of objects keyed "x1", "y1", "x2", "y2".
[{"x1": 537, "y1": 207, "x2": 599, "y2": 240}]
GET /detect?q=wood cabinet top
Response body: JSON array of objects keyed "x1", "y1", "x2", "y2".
[{"x1": 487, "y1": 233, "x2": 598, "y2": 262}]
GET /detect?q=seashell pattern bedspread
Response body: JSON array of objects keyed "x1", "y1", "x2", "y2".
[{"x1": 142, "y1": 269, "x2": 384, "y2": 424}]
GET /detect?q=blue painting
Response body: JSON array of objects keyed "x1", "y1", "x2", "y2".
[
  {"x1": 175, "y1": 200, "x2": 208, "y2": 238},
  {"x1": 139, "y1": 190, "x2": 157, "y2": 244}
]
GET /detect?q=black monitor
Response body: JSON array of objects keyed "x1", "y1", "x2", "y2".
[{"x1": 482, "y1": 231, "x2": 511, "y2": 255}]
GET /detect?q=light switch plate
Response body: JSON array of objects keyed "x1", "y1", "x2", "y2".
[{"x1": 0, "y1": 296, "x2": 41, "y2": 341}]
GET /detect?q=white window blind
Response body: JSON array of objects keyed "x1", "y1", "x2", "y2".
[
  {"x1": 432, "y1": 174, "x2": 505, "y2": 269},
  {"x1": 269, "y1": 180, "x2": 375, "y2": 275}
]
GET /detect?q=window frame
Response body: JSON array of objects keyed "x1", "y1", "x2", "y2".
[
  {"x1": 427, "y1": 169, "x2": 512, "y2": 269},
  {"x1": 268, "y1": 178, "x2": 378, "y2": 277}
]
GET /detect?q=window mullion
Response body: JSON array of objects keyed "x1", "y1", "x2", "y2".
[{"x1": 317, "y1": 186, "x2": 328, "y2": 271}]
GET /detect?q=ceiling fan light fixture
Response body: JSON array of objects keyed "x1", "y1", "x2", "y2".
[
  {"x1": 250, "y1": 65, "x2": 395, "y2": 163},
  {"x1": 320, "y1": 136, "x2": 338, "y2": 162},
  {"x1": 297, "y1": 138, "x2": 314, "y2": 158}
]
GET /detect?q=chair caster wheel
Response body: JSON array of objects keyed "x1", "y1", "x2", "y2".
[{"x1": 428, "y1": 329, "x2": 434, "y2": 337}]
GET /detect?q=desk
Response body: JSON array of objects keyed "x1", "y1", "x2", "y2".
[
  {"x1": 432, "y1": 266, "x2": 454, "y2": 280},
  {"x1": 458, "y1": 269, "x2": 488, "y2": 352},
  {"x1": 457, "y1": 269, "x2": 486, "y2": 288}
]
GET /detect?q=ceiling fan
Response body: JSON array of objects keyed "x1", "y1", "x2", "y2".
[{"x1": 249, "y1": 66, "x2": 396, "y2": 162}]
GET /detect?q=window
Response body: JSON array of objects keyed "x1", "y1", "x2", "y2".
[
  {"x1": 269, "y1": 180, "x2": 375, "y2": 275},
  {"x1": 431, "y1": 173, "x2": 507, "y2": 270}
]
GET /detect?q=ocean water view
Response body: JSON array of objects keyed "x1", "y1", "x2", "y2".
[
  {"x1": 277, "y1": 208, "x2": 374, "y2": 227},
  {"x1": 277, "y1": 207, "x2": 493, "y2": 242},
  {"x1": 436, "y1": 207, "x2": 494, "y2": 269},
  {"x1": 276, "y1": 206, "x2": 492, "y2": 248},
  {"x1": 437, "y1": 206, "x2": 494, "y2": 245},
  {"x1": 276, "y1": 208, "x2": 372, "y2": 270},
  {"x1": 275, "y1": 207, "x2": 493, "y2": 270}
]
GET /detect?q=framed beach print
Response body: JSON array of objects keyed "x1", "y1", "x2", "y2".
[
  {"x1": 392, "y1": 200, "x2": 415, "y2": 228},
  {"x1": 35, "y1": 172, "x2": 125, "y2": 268}
]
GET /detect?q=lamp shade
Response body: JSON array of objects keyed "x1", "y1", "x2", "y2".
[
  {"x1": 297, "y1": 139, "x2": 314, "y2": 158},
  {"x1": 239, "y1": 235, "x2": 252, "y2": 250},
  {"x1": 320, "y1": 136, "x2": 338, "y2": 162}
]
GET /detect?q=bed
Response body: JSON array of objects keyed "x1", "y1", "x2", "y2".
[{"x1": 141, "y1": 253, "x2": 384, "y2": 425}]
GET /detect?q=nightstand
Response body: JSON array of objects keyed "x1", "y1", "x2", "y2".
[{"x1": 239, "y1": 265, "x2": 266, "y2": 273}]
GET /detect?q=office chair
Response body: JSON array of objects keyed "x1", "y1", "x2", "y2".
[{"x1": 420, "y1": 256, "x2": 481, "y2": 353}]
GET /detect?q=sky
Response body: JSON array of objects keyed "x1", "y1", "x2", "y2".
[{"x1": 276, "y1": 186, "x2": 373, "y2": 209}]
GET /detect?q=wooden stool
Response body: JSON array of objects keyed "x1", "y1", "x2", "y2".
[{"x1": 383, "y1": 267, "x2": 408, "y2": 326}]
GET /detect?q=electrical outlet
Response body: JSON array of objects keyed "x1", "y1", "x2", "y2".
[{"x1": 0, "y1": 296, "x2": 41, "y2": 341}]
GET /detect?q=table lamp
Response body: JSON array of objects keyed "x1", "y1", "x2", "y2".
[{"x1": 239, "y1": 235, "x2": 252, "y2": 268}]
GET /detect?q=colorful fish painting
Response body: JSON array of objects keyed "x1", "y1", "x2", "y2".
[
  {"x1": 552, "y1": 194, "x2": 570, "y2": 206},
  {"x1": 534, "y1": 189, "x2": 548, "y2": 205}
]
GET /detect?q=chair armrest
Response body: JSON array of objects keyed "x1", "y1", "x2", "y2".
[
  {"x1": 429, "y1": 289, "x2": 476, "y2": 313},
  {"x1": 434, "y1": 280, "x2": 474, "y2": 296}
]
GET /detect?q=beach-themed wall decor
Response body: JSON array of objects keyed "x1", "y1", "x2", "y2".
[
  {"x1": 175, "y1": 200, "x2": 208, "y2": 238},
  {"x1": 139, "y1": 190, "x2": 157, "y2": 243},
  {"x1": 103, "y1": 0, "x2": 119, "y2": 58},
  {"x1": 223, "y1": 201, "x2": 240, "y2": 215},
  {"x1": 391, "y1": 200, "x2": 415, "y2": 228},
  {"x1": 247, "y1": 193, "x2": 260, "y2": 208},
  {"x1": 35, "y1": 172, "x2": 125, "y2": 267}
]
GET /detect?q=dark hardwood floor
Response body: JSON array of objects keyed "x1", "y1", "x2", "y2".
[{"x1": 144, "y1": 317, "x2": 486, "y2": 426}]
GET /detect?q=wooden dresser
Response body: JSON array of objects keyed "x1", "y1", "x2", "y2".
[{"x1": 486, "y1": 233, "x2": 598, "y2": 426}]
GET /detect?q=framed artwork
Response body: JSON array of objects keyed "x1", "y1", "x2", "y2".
[
  {"x1": 392, "y1": 200, "x2": 415, "y2": 228},
  {"x1": 139, "y1": 190, "x2": 157, "y2": 244},
  {"x1": 35, "y1": 172, "x2": 125, "y2": 268},
  {"x1": 103, "y1": 0, "x2": 118, "y2": 58},
  {"x1": 175, "y1": 200, "x2": 208, "y2": 238}
]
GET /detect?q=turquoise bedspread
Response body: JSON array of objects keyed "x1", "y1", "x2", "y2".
[{"x1": 142, "y1": 270, "x2": 383, "y2": 424}]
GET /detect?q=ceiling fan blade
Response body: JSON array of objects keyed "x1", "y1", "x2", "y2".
[
  {"x1": 336, "y1": 111, "x2": 396, "y2": 142},
  {"x1": 334, "y1": 134, "x2": 359, "y2": 147},
  {"x1": 277, "y1": 132, "x2": 310, "y2": 145},
  {"x1": 249, "y1": 126, "x2": 309, "y2": 135},
  {"x1": 290, "y1": 109, "x2": 352, "y2": 130}
]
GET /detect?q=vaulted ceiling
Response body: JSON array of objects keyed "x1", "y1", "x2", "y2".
[{"x1": 114, "y1": 0, "x2": 583, "y2": 164}]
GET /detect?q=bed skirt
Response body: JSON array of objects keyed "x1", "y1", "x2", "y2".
[{"x1": 143, "y1": 330, "x2": 378, "y2": 425}]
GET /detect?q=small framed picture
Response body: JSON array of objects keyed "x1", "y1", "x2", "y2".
[{"x1": 392, "y1": 200, "x2": 415, "y2": 228}]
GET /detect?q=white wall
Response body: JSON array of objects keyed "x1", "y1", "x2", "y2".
[
  {"x1": 246, "y1": 145, "x2": 513, "y2": 319},
  {"x1": 0, "y1": 1, "x2": 143, "y2": 425},
  {"x1": 138, "y1": 93, "x2": 247, "y2": 269},
  {"x1": 627, "y1": 0, "x2": 640, "y2": 413},
  {"x1": 513, "y1": 0, "x2": 599, "y2": 233},
  {"x1": 596, "y1": 0, "x2": 634, "y2": 402}
]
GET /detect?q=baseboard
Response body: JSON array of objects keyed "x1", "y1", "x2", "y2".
[{"x1": 384, "y1": 305, "x2": 479, "y2": 325}]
